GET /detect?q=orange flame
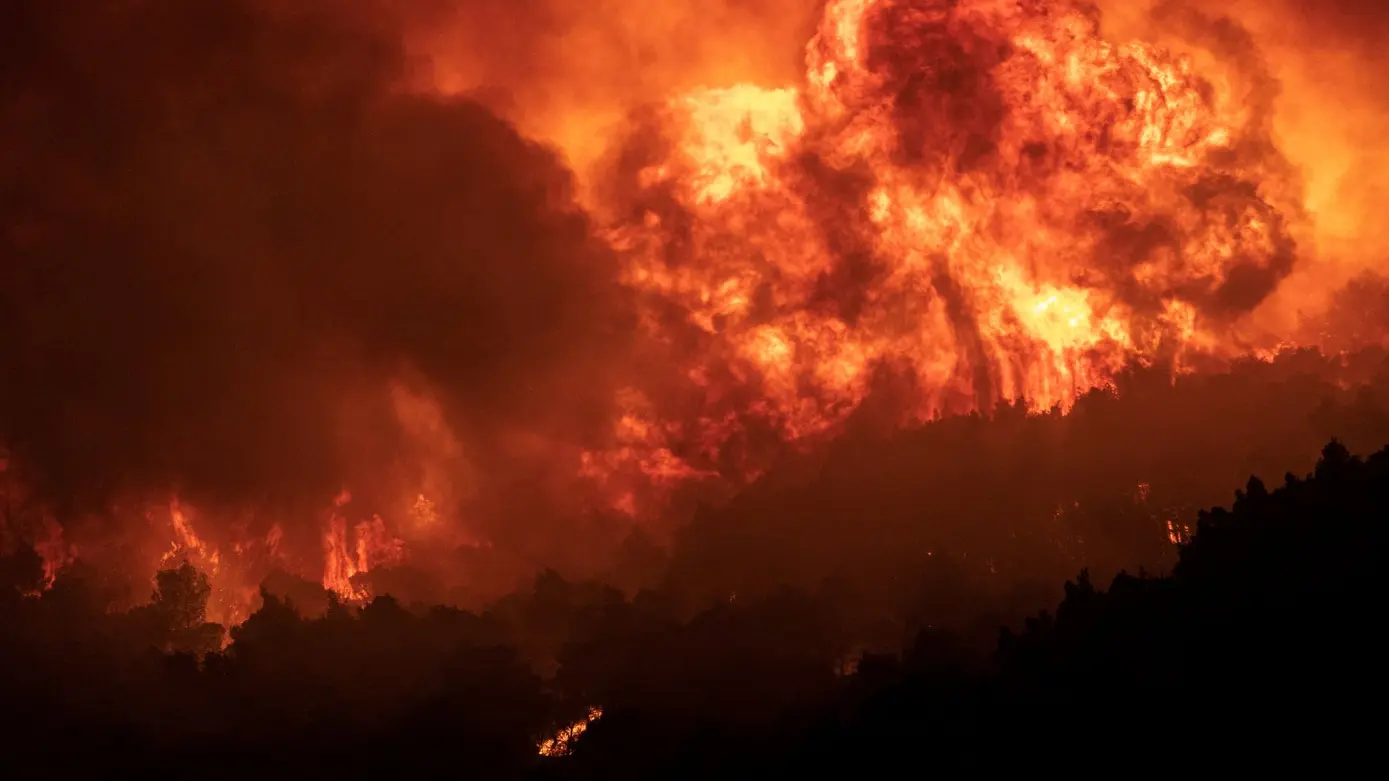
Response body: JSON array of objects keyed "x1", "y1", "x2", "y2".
[
  {"x1": 321, "y1": 490, "x2": 406, "y2": 601},
  {"x1": 35, "y1": 516, "x2": 74, "y2": 590},
  {"x1": 150, "y1": 498, "x2": 279, "y2": 628},
  {"x1": 581, "y1": 0, "x2": 1306, "y2": 510},
  {"x1": 538, "y1": 706, "x2": 604, "y2": 758}
]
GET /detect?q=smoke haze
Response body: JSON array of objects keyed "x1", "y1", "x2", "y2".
[
  {"x1": 3, "y1": 0, "x2": 1388, "y2": 608},
  {"x1": 0, "y1": 0, "x2": 634, "y2": 546}
]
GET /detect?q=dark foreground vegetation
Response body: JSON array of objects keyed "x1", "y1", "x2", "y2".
[{"x1": 3, "y1": 428, "x2": 1386, "y2": 778}]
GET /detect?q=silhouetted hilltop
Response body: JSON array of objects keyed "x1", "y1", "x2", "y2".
[
  {"x1": 667, "y1": 348, "x2": 1389, "y2": 642},
  {"x1": 2, "y1": 422, "x2": 1385, "y2": 778},
  {"x1": 561, "y1": 439, "x2": 1388, "y2": 777}
]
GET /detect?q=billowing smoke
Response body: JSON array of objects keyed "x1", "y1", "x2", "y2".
[
  {"x1": 581, "y1": 0, "x2": 1310, "y2": 512},
  {"x1": 1098, "y1": 0, "x2": 1389, "y2": 318},
  {"x1": 0, "y1": 0, "x2": 636, "y2": 587},
  {"x1": 397, "y1": 0, "x2": 822, "y2": 176},
  {"x1": 2, "y1": 0, "x2": 1387, "y2": 617}
]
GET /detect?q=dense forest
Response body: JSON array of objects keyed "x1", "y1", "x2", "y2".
[{"x1": 4, "y1": 350, "x2": 1386, "y2": 778}]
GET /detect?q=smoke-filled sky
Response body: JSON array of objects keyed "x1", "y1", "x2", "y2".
[
  {"x1": 0, "y1": 0, "x2": 638, "y2": 519},
  {"x1": 2, "y1": 0, "x2": 1388, "y2": 601},
  {"x1": 1100, "y1": 0, "x2": 1389, "y2": 303}
]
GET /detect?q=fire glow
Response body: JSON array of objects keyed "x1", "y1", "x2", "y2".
[
  {"x1": 0, "y1": 0, "x2": 1379, "y2": 620},
  {"x1": 579, "y1": 0, "x2": 1302, "y2": 515}
]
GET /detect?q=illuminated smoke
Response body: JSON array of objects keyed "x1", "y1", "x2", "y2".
[
  {"x1": 1, "y1": 0, "x2": 1386, "y2": 614},
  {"x1": 578, "y1": 0, "x2": 1305, "y2": 514}
]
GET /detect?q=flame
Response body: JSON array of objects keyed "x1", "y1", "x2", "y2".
[
  {"x1": 322, "y1": 490, "x2": 406, "y2": 601},
  {"x1": 538, "y1": 706, "x2": 604, "y2": 758},
  {"x1": 160, "y1": 497, "x2": 219, "y2": 574},
  {"x1": 152, "y1": 498, "x2": 279, "y2": 628},
  {"x1": 2, "y1": 0, "x2": 1379, "y2": 617},
  {"x1": 35, "y1": 517, "x2": 74, "y2": 590},
  {"x1": 1165, "y1": 519, "x2": 1191, "y2": 546},
  {"x1": 582, "y1": 0, "x2": 1304, "y2": 507}
]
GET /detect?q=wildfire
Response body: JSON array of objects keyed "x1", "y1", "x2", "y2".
[
  {"x1": 580, "y1": 0, "x2": 1302, "y2": 507},
  {"x1": 321, "y1": 490, "x2": 406, "y2": 602},
  {"x1": 161, "y1": 497, "x2": 220, "y2": 574},
  {"x1": 150, "y1": 498, "x2": 285, "y2": 627},
  {"x1": 9, "y1": 480, "x2": 413, "y2": 620},
  {"x1": 34, "y1": 517, "x2": 74, "y2": 590},
  {"x1": 538, "y1": 707, "x2": 604, "y2": 758},
  {"x1": 1166, "y1": 519, "x2": 1192, "y2": 546},
  {"x1": 0, "y1": 0, "x2": 1369, "y2": 624}
]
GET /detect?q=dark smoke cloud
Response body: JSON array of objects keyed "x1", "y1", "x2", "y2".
[{"x1": 0, "y1": 0, "x2": 633, "y2": 512}]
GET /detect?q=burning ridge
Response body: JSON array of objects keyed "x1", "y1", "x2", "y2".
[{"x1": 0, "y1": 0, "x2": 1378, "y2": 617}]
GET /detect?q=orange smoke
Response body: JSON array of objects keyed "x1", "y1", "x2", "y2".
[
  {"x1": 407, "y1": 0, "x2": 817, "y2": 181},
  {"x1": 1095, "y1": 0, "x2": 1389, "y2": 316},
  {"x1": 6, "y1": 0, "x2": 1387, "y2": 614},
  {"x1": 576, "y1": 0, "x2": 1310, "y2": 514}
]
